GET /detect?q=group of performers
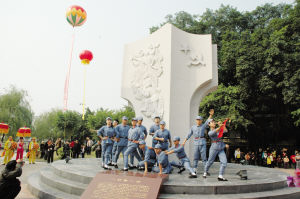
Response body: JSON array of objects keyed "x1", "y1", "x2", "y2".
[
  {"x1": 1, "y1": 137, "x2": 39, "y2": 165},
  {"x1": 97, "y1": 109, "x2": 229, "y2": 181}
]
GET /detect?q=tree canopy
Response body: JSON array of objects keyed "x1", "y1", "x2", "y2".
[
  {"x1": 151, "y1": 1, "x2": 300, "y2": 145},
  {"x1": 0, "y1": 86, "x2": 33, "y2": 139}
]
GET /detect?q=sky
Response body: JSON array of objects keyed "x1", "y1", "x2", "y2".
[{"x1": 0, "y1": 0, "x2": 294, "y2": 116}]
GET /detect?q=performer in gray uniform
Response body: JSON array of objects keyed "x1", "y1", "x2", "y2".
[
  {"x1": 153, "y1": 121, "x2": 172, "y2": 151},
  {"x1": 182, "y1": 109, "x2": 214, "y2": 173},
  {"x1": 166, "y1": 136, "x2": 197, "y2": 178},
  {"x1": 149, "y1": 116, "x2": 160, "y2": 147},
  {"x1": 137, "y1": 140, "x2": 157, "y2": 172},
  {"x1": 153, "y1": 144, "x2": 173, "y2": 174},
  {"x1": 97, "y1": 117, "x2": 116, "y2": 169},
  {"x1": 203, "y1": 119, "x2": 228, "y2": 181},
  {"x1": 122, "y1": 118, "x2": 144, "y2": 171},
  {"x1": 112, "y1": 116, "x2": 130, "y2": 168}
]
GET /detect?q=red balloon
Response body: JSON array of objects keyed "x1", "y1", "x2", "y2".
[{"x1": 79, "y1": 50, "x2": 93, "y2": 64}]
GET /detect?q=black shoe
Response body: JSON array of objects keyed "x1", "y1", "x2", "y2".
[
  {"x1": 122, "y1": 168, "x2": 128, "y2": 171},
  {"x1": 104, "y1": 166, "x2": 112, "y2": 170},
  {"x1": 207, "y1": 172, "x2": 211, "y2": 176},
  {"x1": 107, "y1": 163, "x2": 113, "y2": 166},
  {"x1": 114, "y1": 164, "x2": 118, "y2": 169},
  {"x1": 129, "y1": 165, "x2": 136, "y2": 170},
  {"x1": 178, "y1": 167, "x2": 186, "y2": 174},
  {"x1": 137, "y1": 167, "x2": 145, "y2": 171},
  {"x1": 218, "y1": 177, "x2": 228, "y2": 181},
  {"x1": 189, "y1": 173, "x2": 197, "y2": 178}
]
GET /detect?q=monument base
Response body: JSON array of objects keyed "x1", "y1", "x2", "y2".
[{"x1": 27, "y1": 158, "x2": 300, "y2": 199}]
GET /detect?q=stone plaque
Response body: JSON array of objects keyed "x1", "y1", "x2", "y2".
[{"x1": 80, "y1": 170, "x2": 168, "y2": 199}]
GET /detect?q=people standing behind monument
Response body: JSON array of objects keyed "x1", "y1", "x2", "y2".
[
  {"x1": 29, "y1": 137, "x2": 39, "y2": 164},
  {"x1": 245, "y1": 153, "x2": 251, "y2": 165},
  {"x1": 234, "y1": 148, "x2": 241, "y2": 164},
  {"x1": 137, "y1": 140, "x2": 157, "y2": 172},
  {"x1": 0, "y1": 159, "x2": 24, "y2": 199},
  {"x1": 93, "y1": 140, "x2": 102, "y2": 158},
  {"x1": 122, "y1": 118, "x2": 144, "y2": 171},
  {"x1": 55, "y1": 138, "x2": 62, "y2": 156},
  {"x1": 46, "y1": 140, "x2": 55, "y2": 164},
  {"x1": 296, "y1": 152, "x2": 300, "y2": 169},
  {"x1": 3, "y1": 136, "x2": 15, "y2": 165},
  {"x1": 165, "y1": 136, "x2": 197, "y2": 178},
  {"x1": 63, "y1": 141, "x2": 71, "y2": 159},
  {"x1": 283, "y1": 155, "x2": 290, "y2": 169},
  {"x1": 110, "y1": 119, "x2": 119, "y2": 166},
  {"x1": 204, "y1": 119, "x2": 228, "y2": 181},
  {"x1": 250, "y1": 152, "x2": 256, "y2": 165},
  {"x1": 290, "y1": 153, "x2": 297, "y2": 169},
  {"x1": 112, "y1": 116, "x2": 130, "y2": 168},
  {"x1": 16, "y1": 137, "x2": 24, "y2": 161},
  {"x1": 257, "y1": 148, "x2": 263, "y2": 166},
  {"x1": 86, "y1": 137, "x2": 93, "y2": 156},
  {"x1": 153, "y1": 121, "x2": 172, "y2": 151},
  {"x1": 80, "y1": 145, "x2": 86, "y2": 158},
  {"x1": 69, "y1": 140, "x2": 75, "y2": 158},
  {"x1": 97, "y1": 117, "x2": 116, "y2": 169},
  {"x1": 73, "y1": 140, "x2": 81, "y2": 158},
  {"x1": 153, "y1": 144, "x2": 173, "y2": 174},
  {"x1": 149, "y1": 116, "x2": 161, "y2": 147},
  {"x1": 182, "y1": 109, "x2": 214, "y2": 174},
  {"x1": 267, "y1": 154, "x2": 272, "y2": 168},
  {"x1": 40, "y1": 141, "x2": 46, "y2": 159}
]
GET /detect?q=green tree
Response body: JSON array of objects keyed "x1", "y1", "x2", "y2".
[
  {"x1": 0, "y1": 86, "x2": 33, "y2": 139},
  {"x1": 55, "y1": 110, "x2": 81, "y2": 140},
  {"x1": 151, "y1": 1, "x2": 300, "y2": 145},
  {"x1": 33, "y1": 109, "x2": 62, "y2": 140}
]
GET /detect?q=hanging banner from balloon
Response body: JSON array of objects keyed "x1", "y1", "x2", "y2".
[
  {"x1": 79, "y1": 50, "x2": 93, "y2": 120},
  {"x1": 63, "y1": 5, "x2": 87, "y2": 111}
]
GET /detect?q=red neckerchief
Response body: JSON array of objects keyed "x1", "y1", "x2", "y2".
[{"x1": 217, "y1": 119, "x2": 229, "y2": 138}]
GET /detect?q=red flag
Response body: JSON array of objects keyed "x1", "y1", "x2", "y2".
[{"x1": 218, "y1": 119, "x2": 229, "y2": 138}]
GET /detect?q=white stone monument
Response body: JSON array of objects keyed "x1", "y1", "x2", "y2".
[{"x1": 121, "y1": 23, "x2": 218, "y2": 156}]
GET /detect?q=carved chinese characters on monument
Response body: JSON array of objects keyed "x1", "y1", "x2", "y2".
[
  {"x1": 180, "y1": 44, "x2": 206, "y2": 68},
  {"x1": 80, "y1": 170, "x2": 168, "y2": 199},
  {"x1": 130, "y1": 44, "x2": 164, "y2": 120}
]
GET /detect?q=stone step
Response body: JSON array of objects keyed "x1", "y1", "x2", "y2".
[
  {"x1": 161, "y1": 178, "x2": 287, "y2": 194},
  {"x1": 158, "y1": 187, "x2": 300, "y2": 199},
  {"x1": 51, "y1": 159, "x2": 96, "y2": 184},
  {"x1": 27, "y1": 172, "x2": 80, "y2": 199},
  {"x1": 40, "y1": 167, "x2": 87, "y2": 196},
  {"x1": 51, "y1": 159, "x2": 288, "y2": 194}
]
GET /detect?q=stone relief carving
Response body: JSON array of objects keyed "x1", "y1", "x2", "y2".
[
  {"x1": 130, "y1": 44, "x2": 164, "y2": 119},
  {"x1": 180, "y1": 44, "x2": 206, "y2": 67}
]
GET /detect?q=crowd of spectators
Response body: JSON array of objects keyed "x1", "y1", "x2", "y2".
[{"x1": 231, "y1": 146, "x2": 300, "y2": 169}]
